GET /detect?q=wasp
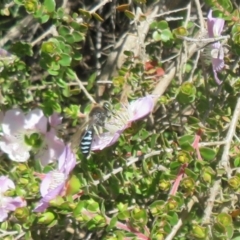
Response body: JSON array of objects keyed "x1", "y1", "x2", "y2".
[{"x1": 70, "y1": 102, "x2": 114, "y2": 157}]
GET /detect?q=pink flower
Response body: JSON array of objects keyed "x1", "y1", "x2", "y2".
[
  {"x1": 207, "y1": 10, "x2": 225, "y2": 85},
  {"x1": 35, "y1": 129, "x2": 65, "y2": 166},
  {"x1": 34, "y1": 145, "x2": 76, "y2": 212},
  {"x1": 0, "y1": 108, "x2": 47, "y2": 162},
  {"x1": 91, "y1": 96, "x2": 154, "y2": 151},
  {"x1": 0, "y1": 108, "x2": 65, "y2": 165},
  {"x1": 0, "y1": 176, "x2": 26, "y2": 222}
]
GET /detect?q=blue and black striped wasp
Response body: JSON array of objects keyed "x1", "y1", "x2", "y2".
[{"x1": 70, "y1": 101, "x2": 115, "y2": 157}]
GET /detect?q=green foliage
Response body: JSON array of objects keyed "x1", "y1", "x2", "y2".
[{"x1": 1, "y1": 0, "x2": 240, "y2": 239}]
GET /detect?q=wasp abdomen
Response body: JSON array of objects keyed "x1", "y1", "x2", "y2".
[{"x1": 80, "y1": 128, "x2": 94, "y2": 156}]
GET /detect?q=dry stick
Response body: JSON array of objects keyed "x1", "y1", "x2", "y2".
[
  {"x1": 97, "y1": 2, "x2": 160, "y2": 97},
  {"x1": 165, "y1": 196, "x2": 198, "y2": 240},
  {"x1": 31, "y1": 26, "x2": 58, "y2": 47},
  {"x1": 194, "y1": 0, "x2": 205, "y2": 30},
  {"x1": 0, "y1": 15, "x2": 34, "y2": 47},
  {"x1": 220, "y1": 97, "x2": 240, "y2": 177},
  {"x1": 89, "y1": 0, "x2": 112, "y2": 14},
  {"x1": 202, "y1": 97, "x2": 240, "y2": 224},
  {"x1": 74, "y1": 73, "x2": 96, "y2": 104}
]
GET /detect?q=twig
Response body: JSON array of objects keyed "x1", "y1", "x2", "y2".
[
  {"x1": 89, "y1": 0, "x2": 112, "y2": 14},
  {"x1": 74, "y1": 73, "x2": 96, "y2": 104},
  {"x1": 31, "y1": 26, "x2": 58, "y2": 47},
  {"x1": 202, "y1": 97, "x2": 240, "y2": 224},
  {"x1": 194, "y1": 0, "x2": 205, "y2": 30},
  {"x1": 188, "y1": 50, "x2": 200, "y2": 82},
  {"x1": 152, "y1": 5, "x2": 190, "y2": 18},
  {"x1": 219, "y1": 96, "x2": 240, "y2": 178},
  {"x1": 165, "y1": 196, "x2": 198, "y2": 240},
  {"x1": 0, "y1": 15, "x2": 34, "y2": 47},
  {"x1": 202, "y1": 179, "x2": 221, "y2": 224},
  {"x1": 177, "y1": 35, "x2": 230, "y2": 43}
]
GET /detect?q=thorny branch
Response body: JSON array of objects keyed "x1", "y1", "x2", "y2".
[{"x1": 202, "y1": 97, "x2": 240, "y2": 224}]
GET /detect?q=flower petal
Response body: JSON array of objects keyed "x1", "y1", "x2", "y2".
[
  {"x1": 129, "y1": 96, "x2": 154, "y2": 122},
  {"x1": 35, "y1": 130, "x2": 65, "y2": 166},
  {"x1": 0, "y1": 176, "x2": 15, "y2": 192},
  {"x1": 2, "y1": 109, "x2": 25, "y2": 135},
  {"x1": 207, "y1": 10, "x2": 225, "y2": 38},
  {"x1": 25, "y1": 109, "x2": 48, "y2": 133},
  {"x1": 58, "y1": 145, "x2": 76, "y2": 174},
  {"x1": 0, "y1": 208, "x2": 9, "y2": 222},
  {"x1": 49, "y1": 112, "x2": 62, "y2": 127},
  {"x1": 91, "y1": 132, "x2": 122, "y2": 151}
]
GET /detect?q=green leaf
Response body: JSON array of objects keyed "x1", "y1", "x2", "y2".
[
  {"x1": 58, "y1": 26, "x2": 70, "y2": 36},
  {"x1": 166, "y1": 211, "x2": 178, "y2": 226},
  {"x1": 59, "y1": 53, "x2": 72, "y2": 66},
  {"x1": 72, "y1": 31, "x2": 84, "y2": 42},
  {"x1": 161, "y1": 29, "x2": 173, "y2": 42},
  {"x1": 106, "y1": 216, "x2": 117, "y2": 230},
  {"x1": 48, "y1": 69, "x2": 59, "y2": 76},
  {"x1": 92, "y1": 12, "x2": 104, "y2": 22},
  {"x1": 178, "y1": 135, "x2": 194, "y2": 147},
  {"x1": 64, "y1": 34, "x2": 75, "y2": 44},
  {"x1": 44, "y1": 0, "x2": 56, "y2": 12},
  {"x1": 199, "y1": 147, "x2": 216, "y2": 161},
  {"x1": 56, "y1": 78, "x2": 67, "y2": 88},
  {"x1": 87, "y1": 72, "x2": 97, "y2": 90},
  {"x1": 11, "y1": 42, "x2": 33, "y2": 57},
  {"x1": 152, "y1": 31, "x2": 161, "y2": 41},
  {"x1": 124, "y1": 10, "x2": 135, "y2": 19},
  {"x1": 73, "y1": 51, "x2": 82, "y2": 61},
  {"x1": 157, "y1": 20, "x2": 169, "y2": 30},
  {"x1": 66, "y1": 68, "x2": 76, "y2": 78}
]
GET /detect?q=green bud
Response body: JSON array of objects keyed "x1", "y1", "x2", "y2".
[
  {"x1": 228, "y1": 176, "x2": 240, "y2": 189},
  {"x1": 182, "y1": 177, "x2": 195, "y2": 191},
  {"x1": 201, "y1": 167, "x2": 215, "y2": 184},
  {"x1": 112, "y1": 76, "x2": 125, "y2": 88},
  {"x1": 166, "y1": 199, "x2": 178, "y2": 211},
  {"x1": 177, "y1": 151, "x2": 191, "y2": 164},
  {"x1": 191, "y1": 225, "x2": 207, "y2": 239},
  {"x1": 149, "y1": 200, "x2": 165, "y2": 216},
  {"x1": 177, "y1": 82, "x2": 196, "y2": 104},
  {"x1": 19, "y1": 178, "x2": 29, "y2": 185},
  {"x1": 131, "y1": 208, "x2": 148, "y2": 225},
  {"x1": 31, "y1": 184, "x2": 40, "y2": 194},
  {"x1": 24, "y1": 0, "x2": 38, "y2": 13},
  {"x1": 37, "y1": 212, "x2": 55, "y2": 224},
  {"x1": 152, "y1": 233, "x2": 164, "y2": 240},
  {"x1": 17, "y1": 164, "x2": 28, "y2": 172},
  {"x1": 14, "y1": 207, "x2": 29, "y2": 222},
  {"x1": 41, "y1": 41, "x2": 56, "y2": 54},
  {"x1": 159, "y1": 180, "x2": 170, "y2": 191},
  {"x1": 158, "y1": 96, "x2": 169, "y2": 105},
  {"x1": 173, "y1": 26, "x2": 188, "y2": 36},
  {"x1": 216, "y1": 213, "x2": 232, "y2": 227}
]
